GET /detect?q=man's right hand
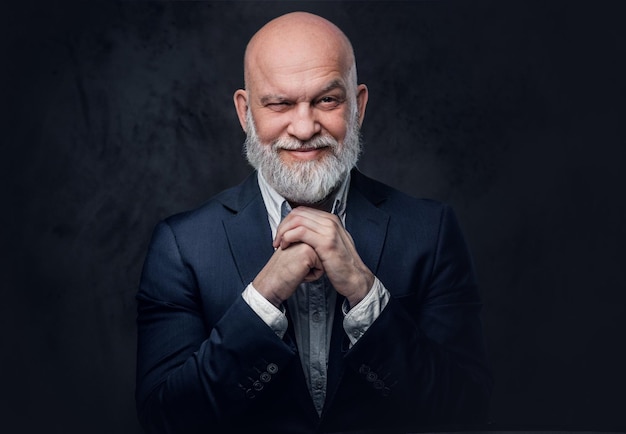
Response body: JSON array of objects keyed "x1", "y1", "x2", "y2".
[{"x1": 252, "y1": 242, "x2": 324, "y2": 307}]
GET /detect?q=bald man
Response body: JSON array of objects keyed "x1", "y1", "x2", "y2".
[{"x1": 136, "y1": 12, "x2": 492, "y2": 434}]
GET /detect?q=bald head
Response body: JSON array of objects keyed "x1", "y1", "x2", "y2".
[{"x1": 243, "y1": 12, "x2": 357, "y2": 91}]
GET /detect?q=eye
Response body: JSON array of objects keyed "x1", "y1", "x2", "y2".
[
  {"x1": 317, "y1": 96, "x2": 342, "y2": 109},
  {"x1": 265, "y1": 101, "x2": 292, "y2": 112}
]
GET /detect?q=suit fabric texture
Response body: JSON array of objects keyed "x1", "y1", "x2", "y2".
[{"x1": 136, "y1": 170, "x2": 492, "y2": 433}]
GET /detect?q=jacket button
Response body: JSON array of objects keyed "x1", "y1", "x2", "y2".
[
  {"x1": 366, "y1": 371, "x2": 378, "y2": 382},
  {"x1": 359, "y1": 364, "x2": 370, "y2": 375},
  {"x1": 245, "y1": 389, "x2": 256, "y2": 399},
  {"x1": 267, "y1": 363, "x2": 278, "y2": 374},
  {"x1": 260, "y1": 372, "x2": 272, "y2": 383},
  {"x1": 373, "y1": 380, "x2": 384, "y2": 390},
  {"x1": 253, "y1": 381, "x2": 264, "y2": 391},
  {"x1": 382, "y1": 387, "x2": 391, "y2": 397}
]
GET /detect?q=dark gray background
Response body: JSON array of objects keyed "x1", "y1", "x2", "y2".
[{"x1": 3, "y1": 1, "x2": 625, "y2": 433}]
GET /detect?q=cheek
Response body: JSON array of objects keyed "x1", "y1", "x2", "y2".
[
  {"x1": 251, "y1": 113, "x2": 287, "y2": 143},
  {"x1": 321, "y1": 114, "x2": 349, "y2": 142}
]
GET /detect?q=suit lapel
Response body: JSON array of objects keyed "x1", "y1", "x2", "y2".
[
  {"x1": 345, "y1": 170, "x2": 390, "y2": 275},
  {"x1": 324, "y1": 170, "x2": 390, "y2": 414},
  {"x1": 221, "y1": 173, "x2": 275, "y2": 287}
]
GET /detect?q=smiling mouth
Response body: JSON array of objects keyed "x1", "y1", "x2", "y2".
[
  {"x1": 280, "y1": 146, "x2": 330, "y2": 161},
  {"x1": 280, "y1": 145, "x2": 329, "y2": 152},
  {"x1": 291, "y1": 146, "x2": 327, "y2": 152}
]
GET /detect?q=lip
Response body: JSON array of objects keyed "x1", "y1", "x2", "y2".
[{"x1": 280, "y1": 146, "x2": 329, "y2": 161}]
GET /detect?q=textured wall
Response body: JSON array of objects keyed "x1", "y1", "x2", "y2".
[{"x1": 3, "y1": 1, "x2": 626, "y2": 433}]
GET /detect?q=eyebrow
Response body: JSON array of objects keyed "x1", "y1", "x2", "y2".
[
  {"x1": 320, "y1": 79, "x2": 346, "y2": 95},
  {"x1": 259, "y1": 79, "x2": 347, "y2": 105},
  {"x1": 260, "y1": 94, "x2": 288, "y2": 105}
]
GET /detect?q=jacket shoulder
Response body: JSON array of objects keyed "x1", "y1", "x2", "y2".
[
  {"x1": 351, "y1": 170, "x2": 447, "y2": 217},
  {"x1": 162, "y1": 172, "x2": 258, "y2": 232}
]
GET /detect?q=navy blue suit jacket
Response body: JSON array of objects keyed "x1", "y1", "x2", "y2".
[{"x1": 136, "y1": 170, "x2": 492, "y2": 433}]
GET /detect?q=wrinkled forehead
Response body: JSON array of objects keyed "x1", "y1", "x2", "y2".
[{"x1": 252, "y1": 46, "x2": 349, "y2": 88}]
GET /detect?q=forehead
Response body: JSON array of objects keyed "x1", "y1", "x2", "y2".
[
  {"x1": 250, "y1": 52, "x2": 348, "y2": 99},
  {"x1": 244, "y1": 18, "x2": 353, "y2": 98}
]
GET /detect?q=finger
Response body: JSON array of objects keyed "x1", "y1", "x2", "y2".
[
  {"x1": 278, "y1": 223, "x2": 331, "y2": 251},
  {"x1": 280, "y1": 218, "x2": 352, "y2": 255},
  {"x1": 274, "y1": 208, "x2": 330, "y2": 247},
  {"x1": 274, "y1": 207, "x2": 342, "y2": 248},
  {"x1": 303, "y1": 267, "x2": 324, "y2": 282},
  {"x1": 302, "y1": 254, "x2": 324, "y2": 282}
]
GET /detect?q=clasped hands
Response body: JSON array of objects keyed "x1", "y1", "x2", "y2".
[{"x1": 253, "y1": 207, "x2": 374, "y2": 309}]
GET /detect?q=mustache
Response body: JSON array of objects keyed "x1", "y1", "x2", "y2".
[{"x1": 272, "y1": 135, "x2": 339, "y2": 152}]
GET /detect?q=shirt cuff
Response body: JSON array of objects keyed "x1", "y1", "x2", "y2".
[
  {"x1": 342, "y1": 277, "x2": 390, "y2": 346},
  {"x1": 241, "y1": 283, "x2": 288, "y2": 339}
]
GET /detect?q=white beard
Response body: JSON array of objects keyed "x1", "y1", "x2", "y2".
[{"x1": 244, "y1": 109, "x2": 362, "y2": 204}]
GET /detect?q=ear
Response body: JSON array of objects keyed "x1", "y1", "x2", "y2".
[
  {"x1": 233, "y1": 89, "x2": 249, "y2": 132},
  {"x1": 355, "y1": 84, "x2": 369, "y2": 126}
]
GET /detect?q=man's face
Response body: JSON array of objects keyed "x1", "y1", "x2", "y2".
[
  {"x1": 238, "y1": 48, "x2": 367, "y2": 204},
  {"x1": 244, "y1": 93, "x2": 360, "y2": 204},
  {"x1": 247, "y1": 60, "x2": 354, "y2": 156}
]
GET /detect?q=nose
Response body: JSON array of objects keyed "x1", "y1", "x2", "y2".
[{"x1": 286, "y1": 103, "x2": 321, "y2": 141}]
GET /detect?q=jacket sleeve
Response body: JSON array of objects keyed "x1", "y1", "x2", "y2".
[
  {"x1": 135, "y1": 221, "x2": 297, "y2": 433},
  {"x1": 338, "y1": 204, "x2": 492, "y2": 429}
]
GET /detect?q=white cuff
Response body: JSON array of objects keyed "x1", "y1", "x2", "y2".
[
  {"x1": 241, "y1": 283, "x2": 288, "y2": 339},
  {"x1": 342, "y1": 277, "x2": 390, "y2": 346}
]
